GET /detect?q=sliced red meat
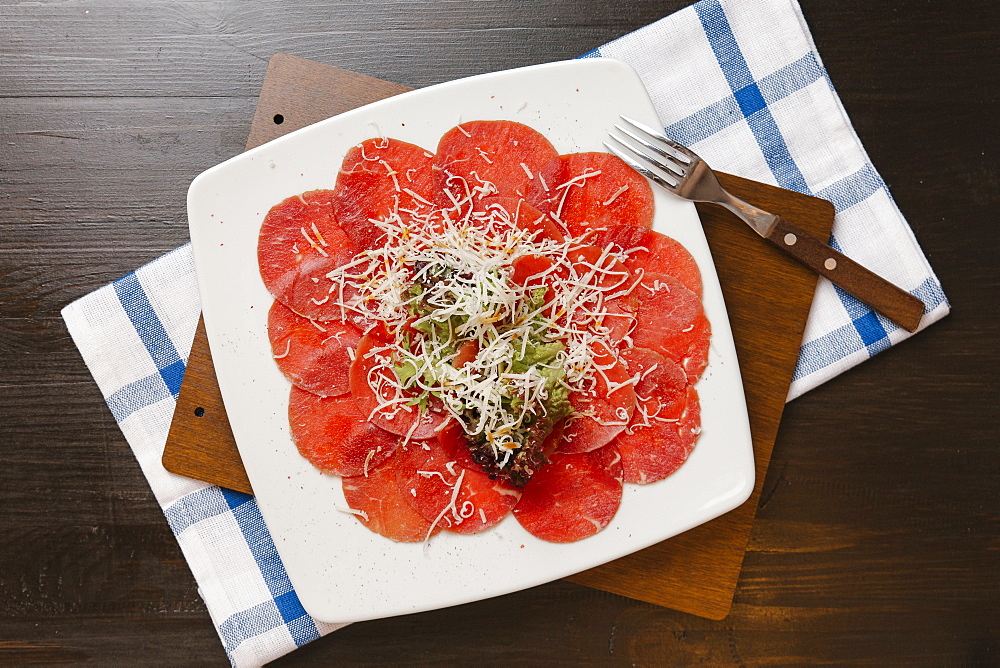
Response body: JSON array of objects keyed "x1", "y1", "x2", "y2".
[
  {"x1": 268, "y1": 300, "x2": 361, "y2": 397},
  {"x1": 614, "y1": 386, "x2": 701, "y2": 484},
  {"x1": 257, "y1": 190, "x2": 357, "y2": 320},
  {"x1": 451, "y1": 340, "x2": 480, "y2": 369},
  {"x1": 436, "y1": 422, "x2": 481, "y2": 473},
  {"x1": 559, "y1": 342, "x2": 636, "y2": 454},
  {"x1": 333, "y1": 138, "x2": 438, "y2": 250},
  {"x1": 562, "y1": 244, "x2": 640, "y2": 341},
  {"x1": 494, "y1": 197, "x2": 564, "y2": 242},
  {"x1": 397, "y1": 438, "x2": 521, "y2": 534},
  {"x1": 683, "y1": 323, "x2": 711, "y2": 384},
  {"x1": 591, "y1": 442, "x2": 624, "y2": 483},
  {"x1": 630, "y1": 272, "x2": 710, "y2": 383},
  {"x1": 587, "y1": 224, "x2": 651, "y2": 253},
  {"x1": 288, "y1": 386, "x2": 399, "y2": 477},
  {"x1": 568, "y1": 244, "x2": 634, "y2": 293},
  {"x1": 452, "y1": 197, "x2": 564, "y2": 244},
  {"x1": 601, "y1": 297, "x2": 637, "y2": 344},
  {"x1": 435, "y1": 120, "x2": 561, "y2": 210},
  {"x1": 510, "y1": 253, "x2": 560, "y2": 305},
  {"x1": 341, "y1": 457, "x2": 441, "y2": 543},
  {"x1": 546, "y1": 152, "x2": 654, "y2": 237},
  {"x1": 348, "y1": 334, "x2": 452, "y2": 439},
  {"x1": 619, "y1": 347, "x2": 688, "y2": 422},
  {"x1": 513, "y1": 447, "x2": 623, "y2": 543},
  {"x1": 624, "y1": 231, "x2": 704, "y2": 298}
]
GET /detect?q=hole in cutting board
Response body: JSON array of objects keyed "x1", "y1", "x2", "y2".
[
  {"x1": 273, "y1": 114, "x2": 284, "y2": 125},
  {"x1": 194, "y1": 407, "x2": 205, "y2": 417}
]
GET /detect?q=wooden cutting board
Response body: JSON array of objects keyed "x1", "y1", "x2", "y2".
[{"x1": 163, "y1": 53, "x2": 834, "y2": 620}]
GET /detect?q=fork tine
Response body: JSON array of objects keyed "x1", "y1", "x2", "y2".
[
  {"x1": 619, "y1": 115, "x2": 695, "y2": 164},
  {"x1": 613, "y1": 123, "x2": 687, "y2": 178},
  {"x1": 603, "y1": 137, "x2": 681, "y2": 191}
]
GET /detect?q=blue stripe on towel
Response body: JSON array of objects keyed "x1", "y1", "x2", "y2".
[
  {"x1": 105, "y1": 372, "x2": 173, "y2": 422},
  {"x1": 113, "y1": 272, "x2": 186, "y2": 397},
  {"x1": 664, "y1": 52, "x2": 825, "y2": 147},
  {"x1": 694, "y1": 0, "x2": 810, "y2": 195},
  {"x1": 219, "y1": 488, "x2": 320, "y2": 647},
  {"x1": 692, "y1": 0, "x2": 903, "y2": 351}
]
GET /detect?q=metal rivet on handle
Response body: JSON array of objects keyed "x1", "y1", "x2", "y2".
[
  {"x1": 784, "y1": 233, "x2": 797, "y2": 245},
  {"x1": 825, "y1": 258, "x2": 837, "y2": 270}
]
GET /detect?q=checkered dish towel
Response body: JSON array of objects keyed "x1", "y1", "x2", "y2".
[{"x1": 61, "y1": 0, "x2": 949, "y2": 664}]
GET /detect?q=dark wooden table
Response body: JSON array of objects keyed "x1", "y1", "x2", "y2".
[{"x1": 3, "y1": 1, "x2": 998, "y2": 664}]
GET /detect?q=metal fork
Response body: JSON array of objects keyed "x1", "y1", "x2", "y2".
[{"x1": 606, "y1": 116, "x2": 925, "y2": 333}]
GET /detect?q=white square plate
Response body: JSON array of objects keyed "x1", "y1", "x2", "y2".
[{"x1": 187, "y1": 58, "x2": 754, "y2": 624}]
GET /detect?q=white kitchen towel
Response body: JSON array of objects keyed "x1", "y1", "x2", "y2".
[
  {"x1": 62, "y1": 245, "x2": 347, "y2": 667},
  {"x1": 61, "y1": 0, "x2": 948, "y2": 665},
  {"x1": 583, "y1": 0, "x2": 948, "y2": 398}
]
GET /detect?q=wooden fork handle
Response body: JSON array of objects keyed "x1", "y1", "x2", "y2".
[{"x1": 766, "y1": 217, "x2": 925, "y2": 332}]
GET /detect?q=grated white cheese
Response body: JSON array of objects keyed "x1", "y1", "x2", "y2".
[
  {"x1": 322, "y1": 185, "x2": 642, "y2": 464},
  {"x1": 272, "y1": 339, "x2": 292, "y2": 359},
  {"x1": 336, "y1": 505, "x2": 369, "y2": 521}
]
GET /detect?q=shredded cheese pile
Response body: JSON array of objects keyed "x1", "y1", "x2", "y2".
[{"x1": 324, "y1": 166, "x2": 643, "y2": 470}]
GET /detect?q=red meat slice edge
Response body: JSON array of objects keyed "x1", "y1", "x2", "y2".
[
  {"x1": 587, "y1": 224, "x2": 650, "y2": 254},
  {"x1": 620, "y1": 347, "x2": 688, "y2": 422},
  {"x1": 513, "y1": 446, "x2": 624, "y2": 543},
  {"x1": 614, "y1": 386, "x2": 701, "y2": 484},
  {"x1": 559, "y1": 342, "x2": 636, "y2": 454},
  {"x1": 435, "y1": 120, "x2": 561, "y2": 210},
  {"x1": 332, "y1": 138, "x2": 438, "y2": 251},
  {"x1": 624, "y1": 230, "x2": 704, "y2": 298},
  {"x1": 491, "y1": 197, "x2": 564, "y2": 243},
  {"x1": 630, "y1": 272, "x2": 711, "y2": 383},
  {"x1": 396, "y1": 438, "x2": 521, "y2": 534},
  {"x1": 437, "y1": 422, "x2": 482, "y2": 472},
  {"x1": 565, "y1": 244, "x2": 640, "y2": 343},
  {"x1": 268, "y1": 301, "x2": 361, "y2": 397},
  {"x1": 509, "y1": 254, "x2": 560, "y2": 306},
  {"x1": 257, "y1": 190, "x2": 357, "y2": 320},
  {"x1": 545, "y1": 152, "x2": 654, "y2": 237},
  {"x1": 341, "y1": 457, "x2": 442, "y2": 543},
  {"x1": 348, "y1": 334, "x2": 453, "y2": 439},
  {"x1": 288, "y1": 386, "x2": 400, "y2": 478}
]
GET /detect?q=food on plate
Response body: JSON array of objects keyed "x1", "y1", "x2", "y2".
[{"x1": 256, "y1": 120, "x2": 711, "y2": 543}]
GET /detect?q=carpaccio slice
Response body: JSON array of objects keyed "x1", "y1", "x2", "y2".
[
  {"x1": 630, "y1": 272, "x2": 711, "y2": 383},
  {"x1": 348, "y1": 333, "x2": 452, "y2": 439},
  {"x1": 513, "y1": 447, "x2": 624, "y2": 543},
  {"x1": 493, "y1": 197, "x2": 564, "y2": 242},
  {"x1": 567, "y1": 245, "x2": 639, "y2": 340},
  {"x1": 342, "y1": 458, "x2": 441, "y2": 543},
  {"x1": 435, "y1": 120, "x2": 561, "y2": 208},
  {"x1": 397, "y1": 438, "x2": 521, "y2": 534},
  {"x1": 288, "y1": 386, "x2": 399, "y2": 477},
  {"x1": 545, "y1": 152, "x2": 654, "y2": 237},
  {"x1": 620, "y1": 347, "x2": 688, "y2": 421},
  {"x1": 257, "y1": 190, "x2": 356, "y2": 320},
  {"x1": 437, "y1": 422, "x2": 482, "y2": 472},
  {"x1": 568, "y1": 244, "x2": 634, "y2": 293},
  {"x1": 614, "y1": 386, "x2": 701, "y2": 485},
  {"x1": 268, "y1": 300, "x2": 361, "y2": 397},
  {"x1": 559, "y1": 341, "x2": 636, "y2": 454},
  {"x1": 510, "y1": 253, "x2": 561, "y2": 306},
  {"x1": 586, "y1": 224, "x2": 650, "y2": 253},
  {"x1": 624, "y1": 230, "x2": 704, "y2": 298},
  {"x1": 332, "y1": 138, "x2": 438, "y2": 250}
]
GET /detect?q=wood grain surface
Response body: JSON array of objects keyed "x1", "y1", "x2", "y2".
[
  {"x1": 2, "y1": 1, "x2": 998, "y2": 665},
  {"x1": 160, "y1": 54, "x2": 834, "y2": 620}
]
